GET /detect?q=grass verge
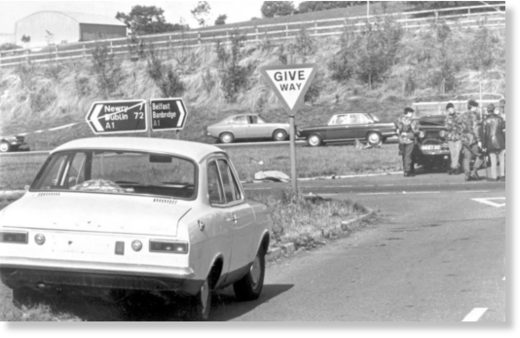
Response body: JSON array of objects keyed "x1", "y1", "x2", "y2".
[{"x1": 0, "y1": 143, "x2": 401, "y2": 190}]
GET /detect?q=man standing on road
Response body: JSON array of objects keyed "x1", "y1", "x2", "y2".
[
  {"x1": 482, "y1": 103, "x2": 506, "y2": 181},
  {"x1": 458, "y1": 100, "x2": 484, "y2": 181},
  {"x1": 396, "y1": 107, "x2": 419, "y2": 177},
  {"x1": 444, "y1": 102, "x2": 462, "y2": 175}
]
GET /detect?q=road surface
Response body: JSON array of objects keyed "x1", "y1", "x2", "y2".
[{"x1": 209, "y1": 174, "x2": 506, "y2": 322}]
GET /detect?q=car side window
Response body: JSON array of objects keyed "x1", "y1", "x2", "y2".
[
  {"x1": 232, "y1": 116, "x2": 248, "y2": 125},
  {"x1": 207, "y1": 160, "x2": 225, "y2": 205},
  {"x1": 217, "y1": 159, "x2": 242, "y2": 203}
]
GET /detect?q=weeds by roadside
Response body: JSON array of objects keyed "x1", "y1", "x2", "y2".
[{"x1": 250, "y1": 189, "x2": 369, "y2": 249}]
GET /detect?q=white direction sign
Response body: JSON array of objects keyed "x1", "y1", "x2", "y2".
[
  {"x1": 86, "y1": 99, "x2": 147, "y2": 134},
  {"x1": 261, "y1": 64, "x2": 316, "y2": 113},
  {"x1": 150, "y1": 98, "x2": 188, "y2": 131}
]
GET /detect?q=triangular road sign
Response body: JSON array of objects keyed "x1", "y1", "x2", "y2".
[{"x1": 261, "y1": 64, "x2": 316, "y2": 113}]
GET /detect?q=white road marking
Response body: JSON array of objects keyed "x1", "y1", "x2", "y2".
[
  {"x1": 462, "y1": 307, "x2": 488, "y2": 322},
  {"x1": 471, "y1": 197, "x2": 506, "y2": 208}
]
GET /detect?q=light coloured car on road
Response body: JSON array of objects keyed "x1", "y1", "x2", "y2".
[
  {"x1": 0, "y1": 137, "x2": 272, "y2": 320},
  {"x1": 206, "y1": 114, "x2": 290, "y2": 143}
]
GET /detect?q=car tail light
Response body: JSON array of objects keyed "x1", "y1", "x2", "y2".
[
  {"x1": 0, "y1": 231, "x2": 28, "y2": 244},
  {"x1": 34, "y1": 233, "x2": 46, "y2": 245},
  {"x1": 149, "y1": 240, "x2": 188, "y2": 254}
]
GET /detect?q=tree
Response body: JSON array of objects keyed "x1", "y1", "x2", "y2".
[
  {"x1": 215, "y1": 31, "x2": 251, "y2": 103},
  {"x1": 91, "y1": 45, "x2": 124, "y2": 98},
  {"x1": 215, "y1": 14, "x2": 227, "y2": 25},
  {"x1": 191, "y1": 1, "x2": 211, "y2": 27},
  {"x1": 297, "y1": 1, "x2": 363, "y2": 13},
  {"x1": 146, "y1": 48, "x2": 185, "y2": 97},
  {"x1": 116, "y1": 5, "x2": 187, "y2": 35},
  {"x1": 261, "y1": 1, "x2": 295, "y2": 18}
]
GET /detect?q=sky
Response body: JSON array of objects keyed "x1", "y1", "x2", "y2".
[{"x1": 0, "y1": 0, "x2": 297, "y2": 34}]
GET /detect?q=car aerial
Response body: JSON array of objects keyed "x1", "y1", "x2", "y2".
[
  {"x1": 412, "y1": 114, "x2": 450, "y2": 171},
  {"x1": 0, "y1": 137, "x2": 271, "y2": 320},
  {"x1": 206, "y1": 114, "x2": 290, "y2": 143},
  {"x1": 0, "y1": 135, "x2": 30, "y2": 153},
  {"x1": 297, "y1": 112, "x2": 397, "y2": 147}
]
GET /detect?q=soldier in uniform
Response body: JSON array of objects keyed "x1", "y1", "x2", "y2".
[
  {"x1": 482, "y1": 103, "x2": 506, "y2": 181},
  {"x1": 444, "y1": 102, "x2": 462, "y2": 175},
  {"x1": 458, "y1": 99, "x2": 484, "y2": 181},
  {"x1": 396, "y1": 107, "x2": 419, "y2": 177}
]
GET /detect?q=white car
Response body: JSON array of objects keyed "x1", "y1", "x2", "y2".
[{"x1": 0, "y1": 137, "x2": 272, "y2": 320}]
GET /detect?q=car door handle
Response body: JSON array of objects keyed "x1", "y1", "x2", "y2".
[{"x1": 226, "y1": 214, "x2": 238, "y2": 224}]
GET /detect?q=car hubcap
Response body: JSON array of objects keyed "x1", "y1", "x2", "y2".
[
  {"x1": 221, "y1": 134, "x2": 232, "y2": 143},
  {"x1": 0, "y1": 143, "x2": 8, "y2": 152},
  {"x1": 309, "y1": 136, "x2": 319, "y2": 146},
  {"x1": 368, "y1": 134, "x2": 380, "y2": 144},
  {"x1": 275, "y1": 132, "x2": 285, "y2": 140},
  {"x1": 250, "y1": 256, "x2": 261, "y2": 289}
]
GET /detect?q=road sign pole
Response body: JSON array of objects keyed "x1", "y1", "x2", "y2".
[
  {"x1": 146, "y1": 99, "x2": 152, "y2": 137},
  {"x1": 289, "y1": 114, "x2": 298, "y2": 198}
]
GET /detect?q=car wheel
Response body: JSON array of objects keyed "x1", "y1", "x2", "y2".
[
  {"x1": 367, "y1": 132, "x2": 382, "y2": 146},
  {"x1": 0, "y1": 142, "x2": 10, "y2": 153},
  {"x1": 219, "y1": 132, "x2": 234, "y2": 144},
  {"x1": 307, "y1": 134, "x2": 322, "y2": 147},
  {"x1": 233, "y1": 248, "x2": 265, "y2": 301},
  {"x1": 272, "y1": 129, "x2": 288, "y2": 141},
  {"x1": 190, "y1": 277, "x2": 212, "y2": 320}
]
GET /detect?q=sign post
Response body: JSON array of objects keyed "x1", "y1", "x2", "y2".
[
  {"x1": 86, "y1": 99, "x2": 147, "y2": 134},
  {"x1": 261, "y1": 64, "x2": 316, "y2": 197}
]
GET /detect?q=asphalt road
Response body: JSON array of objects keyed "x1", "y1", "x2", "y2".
[{"x1": 211, "y1": 173, "x2": 506, "y2": 322}]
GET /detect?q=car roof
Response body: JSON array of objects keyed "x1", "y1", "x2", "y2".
[{"x1": 52, "y1": 137, "x2": 224, "y2": 162}]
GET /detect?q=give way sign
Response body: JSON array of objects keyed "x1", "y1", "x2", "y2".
[
  {"x1": 86, "y1": 99, "x2": 147, "y2": 134},
  {"x1": 261, "y1": 64, "x2": 316, "y2": 113}
]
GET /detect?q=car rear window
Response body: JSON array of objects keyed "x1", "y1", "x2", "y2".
[{"x1": 31, "y1": 150, "x2": 197, "y2": 199}]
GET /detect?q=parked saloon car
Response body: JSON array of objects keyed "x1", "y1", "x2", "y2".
[
  {"x1": 298, "y1": 112, "x2": 397, "y2": 147},
  {"x1": 412, "y1": 114, "x2": 450, "y2": 170},
  {"x1": 0, "y1": 137, "x2": 271, "y2": 320},
  {"x1": 0, "y1": 135, "x2": 30, "y2": 152},
  {"x1": 206, "y1": 114, "x2": 290, "y2": 143}
]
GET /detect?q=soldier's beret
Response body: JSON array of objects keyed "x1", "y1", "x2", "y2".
[
  {"x1": 446, "y1": 102, "x2": 454, "y2": 109},
  {"x1": 404, "y1": 107, "x2": 414, "y2": 114},
  {"x1": 467, "y1": 99, "x2": 479, "y2": 108}
]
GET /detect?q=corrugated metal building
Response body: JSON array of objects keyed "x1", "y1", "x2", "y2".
[{"x1": 15, "y1": 11, "x2": 126, "y2": 48}]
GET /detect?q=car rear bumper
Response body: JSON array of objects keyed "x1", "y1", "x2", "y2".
[{"x1": 0, "y1": 258, "x2": 201, "y2": 295}]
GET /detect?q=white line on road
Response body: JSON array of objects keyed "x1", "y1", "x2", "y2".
[
  {"x1": 471, "y1": 197, "x2": 506, "y2": 208},
  {"x1": 462, "y1": 307, "x2": 488, "y2": 322}
]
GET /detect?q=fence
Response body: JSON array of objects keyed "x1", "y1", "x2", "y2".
[{"x1": 0, "y1": 4, "x2": 505, "y2": 68}]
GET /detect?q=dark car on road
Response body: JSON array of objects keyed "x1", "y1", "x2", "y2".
[
  {"x1": 297, "y1": 113, "x2": 397, "y2": 147},
  {"x1": 412, "y1": 114, "x2": 450, "y2": 170},
  {"x1": 0, "y1": 135, "x2": 30, "y2": 153}
]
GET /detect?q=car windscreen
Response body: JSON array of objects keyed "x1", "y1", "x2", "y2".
[{"x1": 31, "y1": 150, "x2": 197, "y2": 199}]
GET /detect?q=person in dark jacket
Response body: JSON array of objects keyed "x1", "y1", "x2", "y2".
[
  {"x1": 444, "y1": 102, "x2": 462, "y2": 175},
  {"x1": 458, "y1": 99, "x2": 484, "y2": 181},
  {"x1": 482, "y1": 103, "x2": 506, "y2": 181},
  {"x1": 396, "y1": 107, "x2": 419, "y2": 177}
]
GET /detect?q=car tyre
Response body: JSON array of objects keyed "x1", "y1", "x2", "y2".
[
  {"x1": 272, "y1": 129, "x2": 288, "y2": 142},
  {"x1": 307, "y1": 134, "x2": 322, "y2": 147},
  {"x1": 233, "y1": 248, "x2": 265, "y2": 301},
  {"x1": 367, "y1": 132, "x2": 382, "y2": 146},
  {"x1": 190, "y1": 277, "x2": 212, "y2": 320},
  {"x1": 0, "y1": 142, "x2": 10, "y2": 153},
  {"x1": 219, "y1": 132, "x2": 234, "y2": 144}
]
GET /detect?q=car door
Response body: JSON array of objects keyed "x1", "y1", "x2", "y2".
[
  {"x1": 325, "y1": 114, "x2": 351, "y2": 141},
  {"x1": 230, "y1": 115, "x2": 250, "y2": 139},
  {"x1": 215, "y1": 157, "x2": 256, "y2": 271},
  {"x1": 247, "y1": 115, "x2": 269, "y2": 139},
  {"x1": 349, "y1": 113, "x2": 372, "y2": 139}
]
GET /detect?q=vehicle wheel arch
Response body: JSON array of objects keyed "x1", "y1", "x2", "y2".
[{"x1": 207, "y1": 255, "x2": 224, "y2": 289}]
